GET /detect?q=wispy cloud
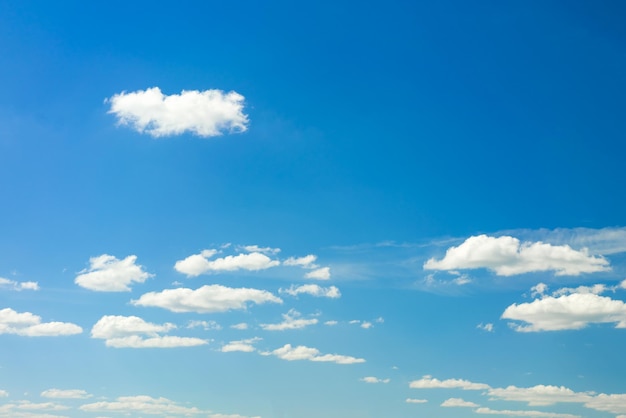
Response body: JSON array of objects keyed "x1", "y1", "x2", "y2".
[{"x1": 280, "y1": 284, "x2": 340, "y2": 298}]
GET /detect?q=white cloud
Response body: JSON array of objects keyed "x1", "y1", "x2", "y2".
[
  {"x1": 283, "y1": 255, "x2": 318, "y2": 268},
  {"x1": 80, "y1": 395, "x2": 205, "y2": 415},
  {"x1": 132, "y1": 284, "x2": 282, "y2": 313},
  {"x1": 187, "y1": 320, "x2": 221, "y2": 331},
  {"x1": 405, "y1": 398, "x2": 428, "y2": 404},
  {"x1": 280, "y1": 284, "x2": 341, "y2": 298},
  {"x1": 174, "y1": 251, "x2": 279, "y2": 277},
  {"x1": 531, "y1": 283, "x2": 549, "y2": 298},
  {"x1": 361, "y1": 321, "x2": 373, "y2": 329},
  {"x1": 263, "y1": 344, "x2": 365, "y2": 364},
  {"x1": 0, "y1": 308, "x2": 82, "y2": 337},
  {"x1": 409, "y1": 375, "x2": 490, "y2": 390},
  {"x1": 361, "y1": 377, "x2": 390, "y2": 384},
  {"x1": 40, "y1": 389, "x2": 91, "y2": 399},
  {"x1": 487, "y1": 385, "x2": 591, "y2": 406},
  {"x1": 585, "y1": 393, "x2": 626, "y2": 414},
  {"x1": 441, "y1": 398, "x2": 479, "y2": 407},
  {"x1": 91, "y1": 315, "x2": 206, "y2": 348},
  {"x1": 424, "y1": 235, "x2": 610, "y2": 276},
  {"x1": 552, "y1": 284, "x2": 607, "y2": 297},
  {"x1": 75, "y1": 254, "x2": 152, "y2": 292},
  {"x1": 260, "y1": 310, "x2": 318, "y2": 331},
  {"x1": 477, "y1": 323, "x2": 494, "y2": 332},
  {"x1": 0, "y1": 278, "x2": 39, "y2": 291},
  {"x1": 304, "y1": 267, "x2": 331, "y2": 280},
  {"x1": 107, "y1": 87, "x2": 248, "y2": 138},
  {"x1": 0, "y1": 390, "x2": 6, "y2": 397},
  {"x1": 221, "y1": 337, "x2": 261, "y2": 353},
  {"x1": 502, "y1": 293, "x2": 626, "y2": 332},
  {"x1": 475, "y1": 407, "x2": 580, "y2": 418},
  {"x1": 231, "y1": 323, "x2": 248, "y2": 330},
  {"x1": 324, "y1": 320, "x2": 338, "y2": 326},
  {"x1": 239, "y1": 245, "x2": 280, "y2": 254}
]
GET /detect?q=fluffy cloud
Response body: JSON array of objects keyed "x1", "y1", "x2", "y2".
[
  {"x1": 260, "y1": 310, "x2": 318, "y2": 331},
  {"x1": 91, "y1": 315, "x2": 206, "y2": 348},
  {"x1": 304, "y1": 267, "x2": 331, "y2": 280},
  {"x1": 502, "y1": 293, "x2": 626, "y2": 332},
  {"x1": 0, "y1": 308, "x2": 82, "y2": 337},
  {"x1": 107, "y1": 87, "x2": 248, "y2": 138},
  {"x1": 280, "y1": 284, "x2": 340, "y2": 298},
  {"x1": 405, "y1": 398, "x2": 428, "y2": 404},
  {"x1": 80, "y1": 395, "x2": 206, "y2": 415},
  {"x1": 75, "y1": 254, "x2": 152, "y2": 292},
  {"x1": 409, "y1": 375, "x2": 490, "y2": 390},
  {"x1": 0, "y1": 278, "x2": 39, "y2": 291},
  {"x1": 585, "y1": 394, "x2": 626, "y2": 414},
  {"x1": 441, "y1": 398, "x2": 479, "y2": 407},
  {"x1": 40, "y1": 389, "x2": 91, "y2": 399},
  {"x1": 424, "y1": 235, "x2": 609, "y2": 276},
  {"x1": 221, "y1": 337, "x2": 261, "y2": 353},
  {"x1": 132, "y1": 285, "x2": 282, "y2": 313},
  {"x1": 263, "y1": 344, "x2": 365, "y2": 364},
  {"x1": 475, "y1": 407, "x2": 579, "y2": 418},
  {"x1": 361, "y1": 376, "x2": 390, "y2": 384},
  {"x1": 174, "y1": 251, "x2": 280, "y2": 277}
]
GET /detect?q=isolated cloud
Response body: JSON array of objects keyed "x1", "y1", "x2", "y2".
[
  {"x1": 75, "y1": 254, "x2": 152, "y2": 292},
  {"x1": 0, "y1": 390, "x2": 6, "y2": 397},
  {"x1": 107, "y1": 87, "x2": 248, "y2": 138},
  {"x1": 475, "y1": 407, "x2": 579, "y2": 418},
  {"x1": 304, "y1": 267, "x2": 331, "y2": 280},
  {"x1": 221, "y1": 337, "x2": 261, "y2": 353},
  {"x1": 40, "y1": 389, "x2": 91, "y2": 399},
  {"x1": 405, "y1": 398, "x2": 428, "y2": 404},
  {"x1": 280, "y1": 284, "x2": 340, "y2": 298},
  {"x1": 502, "y1": 293, "x2": 626, "y2": 332},
  {"x1": 264, "y1": 344, "x2": 365, "y2": 364},
  {"x1": 132, "y1": 284, "x2": 282, "y2": 313},
  {"x1": 409, "y1": 375, "x2": 490, "y2": 390},
  {"x1": 80, "y1": 395, "x2": 205, "y2": 415},
  {"x1": 91, "y1": 315, "x2": 206, "y2": 348},
  {"x1": 441, "y1": 398, "x2": 479, "y2": 407},
  {"x1": 187, "y1": 320, "x2": 221, "y2": 330},
  {"x1": 283, "y1": 255, "x2": 318, "y2": 268},
  {"x1": 260, "y1": 310, "x2": 318, "y2": 331},
  {"x1": 231, "y1": 323, "x2": 248, "y2": 330},
  {"x1": 477, "y1": 323, "x2": 494, "y2": 332},
  {"x1": 424, "y1": 235, "x2": 609, "y2": 276},
  {"x1": 175, "y1": 251, "x2": 279, "y2": 277},
  {"x1": 0, "y1": 308, "x2": 82, "y2": 337},
  {"x1": 0, "y1": 278, "x2": 39, "y2": 291},
  {"x1": 361, "y1": 377, "x2": 390, "y2": 384}
]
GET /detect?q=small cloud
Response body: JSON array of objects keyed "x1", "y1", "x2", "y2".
[
  {"x1": 324, "y1": 320, "x2": 338, "y2": 326},
  {"x1": 107, "y1": 87, "x2": 248, "y2": 138},
  {"x1": 260, "y1": 310, "x2": 318, "y2": 331},
  {"x1": 531, "y1": 283, "x2": 549, "y2": 298},
  {"x1": 360, "y1": 321, "x2": 373, "y2": 329},
  {"x1": 441, "y1": 398, "x2": 479, "y2": 407},
  {"x1": 231, "y1": 323, "x2": 248, "y2": 330},
  {"x1": 405, "y1": 398, "x2": 428, "y2": 404},
  {"x1": 263, "y1": 343, "x2": 365, "y2": 364},
  {"x1": 175, "y1": 251, "x2": 279, "y2": 277},
  {"x1": 41, "y1": 389, "x2": 92, "y2": 399},
  {"x1": 283, "y1": 255, "x2": 318, "y2": 269},
  {"x1": 0, "y1": 277, "x2": 39, "y2": 291},
  {"x1": 187, "y1": 320, "x2": 221, "y2": 331},
  {"x1": 239, "y1": 245, "x2": 281, "y2": 254},
  {"x1": 0, "y1": 390, "x2": 7, "y2": 397},
  {"x1": 304, "y1": 267, "x2": 331, "y2": 280},
  {"x1": 409, "y1": 375, "x2": 490, "y2": 390},
  {"x1": 477, "y1": 323, "x2": 494, "y2": 332},
  {"x1": 0, "y1": 308, "x2": 82, "y2": 337},
  {"x1": 360, "y1": 376, "x2": 390, "y2": 384},
  {"x1": 221, "y1": 337, "x2": 261, "y2": 353},
  {"x1": 280, "y1": 284, "x2": 340, "y2": 298},
  {"x1": 75, "y1": 254, "x2": 152, "y2": 292},
  {"x1": 375, "y1": 317, "x2": 384, "y2": 323}
]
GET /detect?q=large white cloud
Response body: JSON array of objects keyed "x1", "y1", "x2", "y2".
[
  {"x1": 75, "y1": 254, "x2": 152, "y2": 292},
  {"x1": 0, "y1": 277, "x2": 39, "y2": 291},
  {"x1": 260, "y1": 310, "x2": 318, "y2": 331},
  {"x1": 132, "y1": 284, "x2": 282, "y2": 313},
  {"x1": 91, "y1": 315, "x2": 206, "y2": 348},
  {"x1": 280, "y1": 284, "x2": 340, "y2": 298},
  {"x1": 107, "y1": 87, "x2": 248, "y2": 138},
  {"x1": 424, "y1": 235, "x2": 609, "y2": 276},
  {"x1": 409, "y1": 375, "x2": 490, "y2": 390},
  {"x1": 174, "y1": 250, "x2": 280, "y2": 277},
  {"x1": 40, "y1": 389, "x2": 91, "y2": 399},
  {"x1": 502, "y1": 293, "x2": 626, "y2": 332},
  {"x1": 0, "y1": 308, "x2": 82, "y2": 337},
  {"x1": 263, "y1": 343, "x2": 365, "y2": 364}
]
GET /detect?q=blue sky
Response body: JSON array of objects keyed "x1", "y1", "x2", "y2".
[{"x1": 1, "y1": 1, "x2": 626, "y2": 417}]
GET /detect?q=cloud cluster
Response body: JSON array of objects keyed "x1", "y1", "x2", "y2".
[
  {"x1": 91, "y1": 315, "x2": 206, "y2": 348},
  {"x1": 424, "y1": 235, "x2": 610, "y2": 276},
  {"x1": 0, "y1": 277, "x2": 38, "y2": 291},
  {"x1": 107, "y1": 87, "x2": 248, "y2": 138},
  {"x1": 0, "y1": 308, "x2": 82, "y2": 337},
  {"x1": 132, "y1": 284, "x2": 282, "y2": 313},
  {"x1": 174, "y1": 250, "x2": 280, "y2": 277},
  {"x1": 263, "y1": 344, "x2": 365, "y2": 364},
  {"x1": 75, "y1": 254, "x2": 152, "y2": 292}
]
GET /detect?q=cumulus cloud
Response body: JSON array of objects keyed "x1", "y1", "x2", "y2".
[
  {"x1": 475, "y1": 407, "x2": 579, "y2": 418},
  {"x1": 441, "y1": 398, "x2": 479, "y2": 407},
  {"x1": 0, "y1": 308, "x2": 82, "y2": 337},
  {"x1": 283, "y1": 255, "x2": 318, "y2": 268},
  {"x1": 231, "y1": 323, "x2": 248, "y2": 330},
  {"x1": 361, "y1": 377, "x2": 390, "y2": 384},
  {"x1": 502, "y1": 293, "x2": 626, "y2": 332},
  {"x1": 132, "y1": 284, "x2": 282, "y2": 313},
  {"x1": 409, "y1": 375, "x2": 490, "y2": 390},
  {"x1": 0, "y1": 278, "x2": 39, "y2": 291},
  {"x1": 221, "y1": 337, "x2": 261, "y2": 353},
  {"x1": 91, "y1": 315, "x2": 206, "y2": 348},
  {"x1": 75, "y1": 254, "x2": 152, "y2": 292},
  {"x1": 260, "y1": 310, "x2": 318, "y2": 331},
  {"x1": 40, "y1": 389, "x2": 91, "y2": 399},
  {"x1": 280, "y1": 284, "x2": 341, "y2": 298},
  {"x1": 239, "y1": 245, "x2": 280, "y2": 254},
  {"x1": 174, "y1": 251, "x2": 279, "y2": 277},
  {"x1": 324, "y1": 320, "x2": 338, "y2": 326},
  {"x1": 405, "y1": 398, "x2": 428, "y2": 404},
  {"x1": 107, "y1": 87, "x2": 248, "y2": 138},
  {"x1": 263, "y1": 344, "x2": 365, "y2": 364},
  {"x1": 304, "y1": 267, "x2": 331, "y2": 280},
  {"x1": 80, "y1": 395, "x2": 206, "y2": 415},
  {"x1": 424, "y1": 235, "x2": 610, "y2": 276},
  {"x1": 187, "y1": 320, "x2": 221, "y2": 330},
  {"x1": 487, "y1": 385, "x2": 591, "y2": 406}
]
